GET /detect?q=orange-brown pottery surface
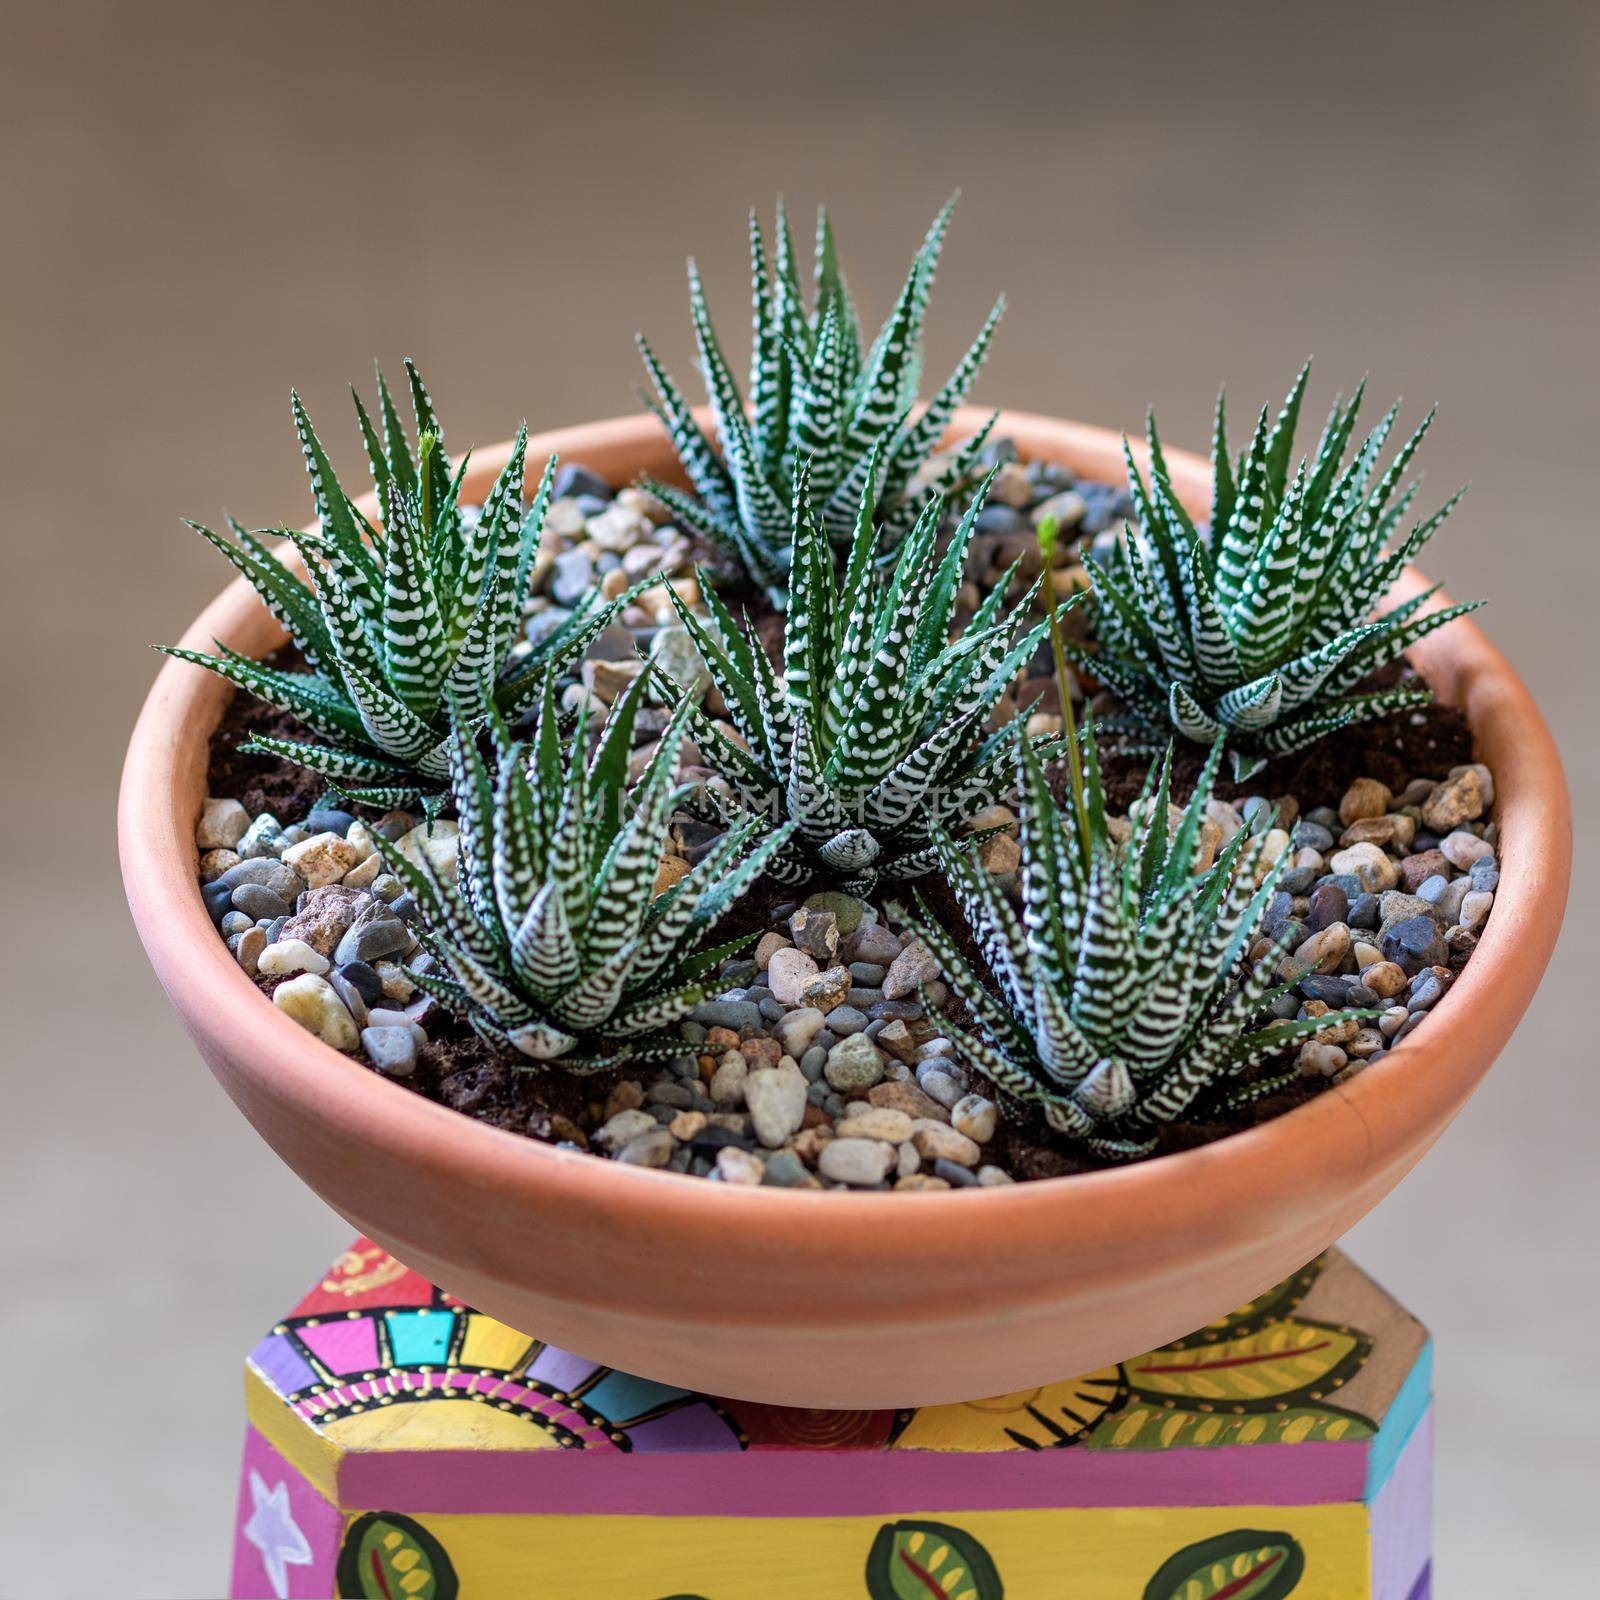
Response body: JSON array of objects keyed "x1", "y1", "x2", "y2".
[{"x1": 119, "y1": 408, "x2": 1571, "y2": 1407}]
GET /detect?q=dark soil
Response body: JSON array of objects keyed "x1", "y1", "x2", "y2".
[{"x1": 1090, "y1": 660, "x2": 1475, "y2": 811}]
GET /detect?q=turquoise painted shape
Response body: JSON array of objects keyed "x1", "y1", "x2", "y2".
[{"x1": 386, "y1": 1308, "x2": 456, "y2": 1366}]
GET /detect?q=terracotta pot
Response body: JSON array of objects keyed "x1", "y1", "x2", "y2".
[{"x1": 120, "y1": 407, "x2": 1571, "y2": 1408}]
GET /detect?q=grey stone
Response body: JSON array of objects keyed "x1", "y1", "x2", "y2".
[
  {"x1": 759, "y1": 1150, "x2": 812, "y2": 1188},
  {"x1": 362, "y1": 1026, "x2": 417, "y2": 1077},
  {"x1": 689, "y1": 1000, "x2": 763, "y2": 1035},
  {"x1": 818, "y1": 1138, "x2": 896, "y2": 1186},
  {"x1": 337, "y1": 914, "x2": 410, "y2": 966},
  {"x1": 230, "y1": 883, "x2": 292, "y2": 920},
  {"x1": 826, "y1": 1005, "x2": 869, "y2": 1036},
  {"x1": 824, "y1": 1033, "x2": 885, "y2": 1091},
  {"x1": 551, "y1": 547, "x2": 596, "y2": 606},
  {"x1": 744, "y1": 1065, "x2": 808, "y2": 1147}
]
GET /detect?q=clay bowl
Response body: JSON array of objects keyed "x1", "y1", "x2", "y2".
[{"x1": 120, "y1": 406, "x2": 1570, "y2": 1408}]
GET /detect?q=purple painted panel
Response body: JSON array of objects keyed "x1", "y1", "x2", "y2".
[
  {"x1": 231, "y1": 1427, "x2": 342, "y2": 1599},
  {"x1": 625, "y1": 1404, "x2": 746, "y2": 1454},
  {"x1": 1370, "y1": 1407, "x2": 1433, "y2": 1600},
  {"x1": 1406, "y1": 1564, "x2": 1432, "y2": 1600},
  {"x1": 336, "y1": 1435, "x2": 1368, "y2": 1518},
  {"x1": 527, "y1": 1344, "x2": 603, "y2": 1391},
  {"x1": 249, "y1": 1334, "x2": 319, "y2": 1398}
]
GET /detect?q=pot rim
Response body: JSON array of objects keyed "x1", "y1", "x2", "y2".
[{"x1": 119, "y1": 405, "x2": 1572, "y2": 1272}]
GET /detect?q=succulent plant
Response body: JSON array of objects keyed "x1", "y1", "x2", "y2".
[
  {"x1": 1078, "y1": 362, "x2": 1483, "y2": 780},
  {"x1": 901, "y1": 733, "x2": 1368, "y2": 1161},
  {"x1": 162, "y1": 361, "x2": 630, "y2": 806},
  {"x1": 637, "y1": 196, "x2": 1004, "y2": 595},
  {"x1": 655, "y1": 456, "x2": 1063, "y2": 895},
  {"x1": 378, "y1": 674, "x2": 795, "y2": 1069}
]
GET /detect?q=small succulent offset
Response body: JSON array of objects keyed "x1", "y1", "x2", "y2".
[
  {"x1": 1079, "y1": 362, "x2": 1483, "y2": 780},
  {"x1": 902, "y1": 734, "x2": 1367, "y2": 1162},
  {"x1": 162, "y1": 361, "x2": 627, "y2": 806},
  {"x1": 378, "y1": 674, "x2": 795, "y2": 1069},
  {"x1": 656, "y1": 457, "x2": 1063, "y2": 895},
  {"x1": 637, "y1": 196, "x2": 1004, "y2": 595}
]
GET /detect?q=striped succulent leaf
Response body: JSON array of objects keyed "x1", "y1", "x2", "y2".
[
  {"x1": 1078, "y1": 362, "x2": 1483, "y2": 780},
  {"x1": 160, "y1": 361, "x2": 633, "y2": 804},
  {"x1": 901, "y1": 732, "x2": 1370, "y2": 1162},
  {"x1": 652, "y1": 463, "x2": 1064, "y2": 895},
  {"x1": 638, "y1": 198, "x2": 1004, "y2": 597},
  {"x1": 377, "y1": 674, "x2": 794, "y2": 1069}
]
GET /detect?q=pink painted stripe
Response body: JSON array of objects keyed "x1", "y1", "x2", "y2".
[{"x1": 338, "y1": 1437, "x2": 1370, "y2": 1517}]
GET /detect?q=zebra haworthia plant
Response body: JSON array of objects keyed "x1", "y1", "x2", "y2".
[
  {"x1": 1080, "y1": 362, "x2": 1483, "y2": 780},
  {"x1": 655, "y1": 457, "x2": 1065, "y2": 895},
  {"x1": 902, "y1": 733, "x2": 1369, "y2": 1162},
  {"x1": 637, "y1": 196, "x2": 1004, "y2": 595},
  {"x1": 162, "y1": 361, "x2": 629, "y2": 806},
  {"x1": 378, "y1": 674, "x2": 795, "y2": 1069}
]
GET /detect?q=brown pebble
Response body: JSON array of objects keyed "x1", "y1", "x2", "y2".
[
  {"x1": 669, "y1": 1110, "x2": 707, "y2": 1142},
  {"x1": 1339, "y1": 777, "x2": 1393, "y2": 825},
  {"x1": 602, "y1": 1080, "x2": 645, "y2": 1122},
  {"x1": 867, "y1": 1080, "x2": 951, "y2": 1123},
  {"x1": 1399, "y1": 849, "x2": 1450, "y2": 894},
  {"x1": 790, "y1": 1125, "x2": 835, "y2": 1163},
  {"x1": 742, "y1": 1037, "x2": 782, "y2": 1070}
]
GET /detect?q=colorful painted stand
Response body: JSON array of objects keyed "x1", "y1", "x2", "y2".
[{"x1": 233, "y1": 1242, "x2": 1431, "y2": 1599}]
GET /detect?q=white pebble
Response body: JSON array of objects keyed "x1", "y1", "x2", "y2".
[
  {"x1": 951, "y1": 1094, "x2": 998, "y2": 1144},
  {"x1": 273, "y1": 974, "x2": 359, "y2": 1050},
  {"x1": 196, "y1": 797, "x2": 250, "y2": 851},
  {"x1": 257, "y1": 938, "x2": 330, "y2": 978}
]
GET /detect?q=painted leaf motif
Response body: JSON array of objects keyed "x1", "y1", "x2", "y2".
[
  {"x1": 1141, "y1": 1529, "x2": 1305, "y2": 1600},
  {"x1": 864, "y1": 1519, "x2": 1004, "y2": 1600},
  {"x1": 336, "y1": 1511, "x2": 458, "y2": 1599},
  {"x1": 1125, "y1": 1318, "x2": 1369, "y2": 1412},
  {"x1": 1162, "y1": 1255, "x2": 1330, "y2": 1349},
  {"x1": 1089, "y1": 1401, "x2": 1374, "y2": 1451}
]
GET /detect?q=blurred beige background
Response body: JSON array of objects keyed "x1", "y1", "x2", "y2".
[{"x1": 2, "y1": 1, "x2": 1595, "y2": 1593}]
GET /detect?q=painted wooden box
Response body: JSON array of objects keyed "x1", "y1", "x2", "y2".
[{"x1": 233, "y1": 1242, "x2": 1431, "y2": 1599}]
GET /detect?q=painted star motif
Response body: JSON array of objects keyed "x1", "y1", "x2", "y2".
[{"x1": 242, "y1": 1469, "x2": 313, "y2": 1599}]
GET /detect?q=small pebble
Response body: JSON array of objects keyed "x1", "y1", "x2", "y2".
[
  {"x1": 363, "y1": 1026, "x2": 418, "y2": 1077},
  {"x1": 273, "y1": 974, "x2": 359, "y2": 1050},
  {"x1": 257, "y1": 938, "x2": 330, "y2": 978},
  {"x1": 818, "y1": 1138, "x2": 896, "y2": 1186}
]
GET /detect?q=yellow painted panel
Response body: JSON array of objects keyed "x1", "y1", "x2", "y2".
[
  {"x1": 457, "y1": 1313, "x2": 536, "y2": 1373},
  {"x1": 244, "y1": 1369, "x2": 341, "y2": 1503},
  {"x1": 395, "y1": 1504, "x2": 1370, "y2": 1599},
  {"x1": 326, "y1": 1397, "x2": 565, "y2": 1454}
]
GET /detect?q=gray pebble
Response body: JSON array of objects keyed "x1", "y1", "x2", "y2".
[
  {"x1": 647, "y1": 1080, "x2": 695, "y2": 1108},
  {"x1": 329, "y1": 971, "x2": 370, "y2": 1028},
  {"x1": 827, "y1": 1005, "x2": 869, "y2": 1036},
  {"x1": 1348, "y1": 893, "x2": 1380, "y2": 931},
  {"x1": 762, "y1": 1150, "x2": 813, "y2": 1188},
  {"x1": 337, "y1": 960, "x2": 385, "y2": 1007},
  {"x1": 362, "y1": 1026, "x2": 417, "y2": 1077},
  {"x1": 616, "y1": 1129, "x2": 677, "y2": 1167},
  {"x1": 232, "y1": 883, "x2": 291, "y2": 920},
  {"x1": 689, "y1": 1000, "x2": 763, "y2": 1035},
  {"x1": 1381, "y1": 915, "x2": 1447, "y2": 974},
  {"x1": 335, "y1": 916, "x2": 410, "y2": 966}
]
